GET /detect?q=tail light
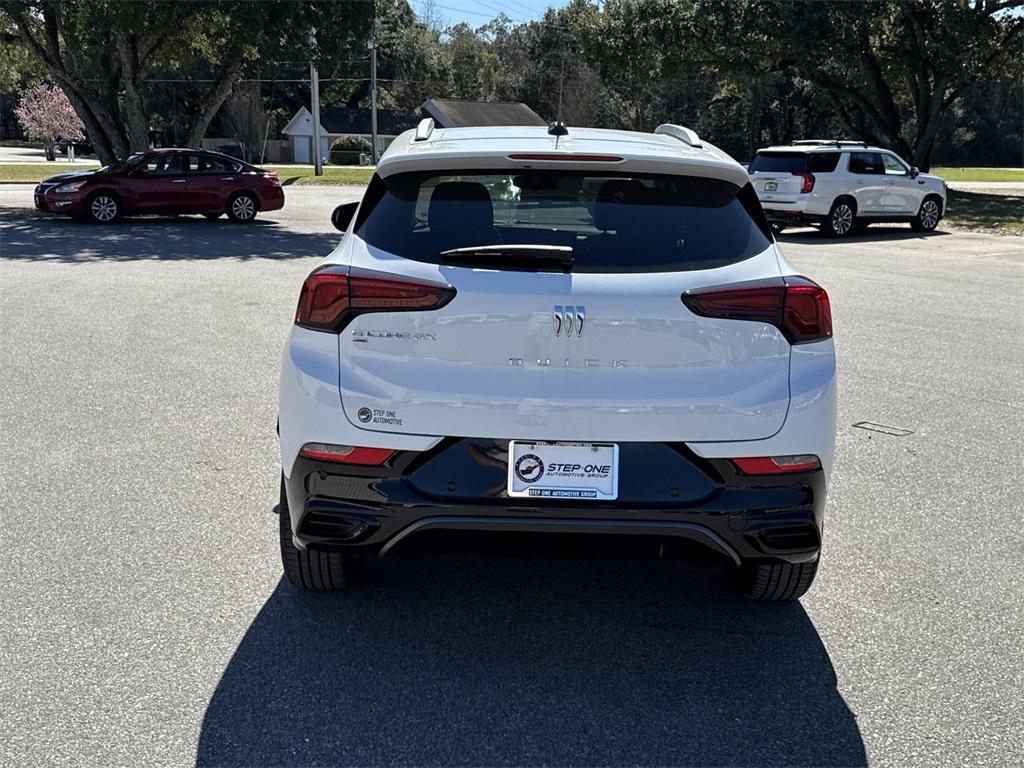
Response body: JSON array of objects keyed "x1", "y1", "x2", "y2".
[
  {"x1": 681, "y1": 276, "x2": 832, "y2": 344},
  {"x1": 260, "y1": 170, "x2": 281, "y2": 186},
  {"x1": 299, "y1": 443, "x2": 395, "y2": 465},
  {"x1": 732, "y1": 455, "x2": 821, "y2": 475},
  {"x1": 295, "y1": 267, "x2": 456, "y2": 332},
  {"x1": 793, "y1": 171, "x2": 815, "y2": 194}
]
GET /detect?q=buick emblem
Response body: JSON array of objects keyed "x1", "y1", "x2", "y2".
[{"x1": 553, "y1": 305, "x2": 585, "y2": 337}]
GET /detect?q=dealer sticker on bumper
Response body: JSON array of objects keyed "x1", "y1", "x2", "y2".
[{"x1": 508, "y1": 441, "x2": 619, "y2": 500}]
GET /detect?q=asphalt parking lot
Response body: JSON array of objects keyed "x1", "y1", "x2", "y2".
[{"x1": 1, "y1": 185, "x2": 1022, "y2": 767}]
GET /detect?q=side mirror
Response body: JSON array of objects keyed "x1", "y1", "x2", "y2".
[
  {"x1": 331, "y1": 201, "x2": 359, "y2": 232},
  {"x1": 910, "y1": 166, "x2": 920, "y2": 179}
]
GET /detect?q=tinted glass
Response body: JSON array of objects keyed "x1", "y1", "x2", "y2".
[
  {"x1": 145, "y1": 154, "x2": 185, "y2": 174},
  {"x1": 355, "y1": 171, "x2": 771, "y2": 273},
  {"x1": 188, "y1": 154, "x2": 236, "y2": 173},
  {"x1": 808, "y1": 152, "x2": 841, "y2": 172},
  {"x1": 748, "y1": 152, "x2": 809, "y2": 173},
  {"x1": 849, "y1": 152, "x2": 884, "y2": 174}
]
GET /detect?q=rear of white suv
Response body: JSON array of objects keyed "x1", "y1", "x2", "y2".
[
  {"x1": 750, "y1": 142, "x2": 947, "y2": 237},
  {"x1": 278, "y1": 123, "x2": 836, "y2": 600}
]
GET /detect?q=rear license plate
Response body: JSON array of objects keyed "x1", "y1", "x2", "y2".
[
  {"x1": 508, "y1": 441, "x2": 619, "y2": 500},
  {"x1": 765, "y1": 182, "x2": 778, "y2": 192}
]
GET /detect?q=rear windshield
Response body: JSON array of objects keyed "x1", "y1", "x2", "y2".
[
  {"x1": 354, "y1": 171, "x2": 771, "y2": 273},
  {"x1": 749, "y1": 151, "x2": 840, "y2": 173}
]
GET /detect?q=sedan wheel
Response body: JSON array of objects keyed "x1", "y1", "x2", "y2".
[
  {"x1": 88, "y1": 194, "x2": 120, "y2": 223},
  {"x1": 825, "y1": 200, "x2": 855, "y2": 238},
  {"x1": 912, "y1": 198, "x2": 941, "y2": 232},
  {"x1": 228, "y1": 193, "x2": 257, "y2": 222}
]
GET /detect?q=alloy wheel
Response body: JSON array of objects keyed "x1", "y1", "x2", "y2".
[
  {"x1": 831, "y1": 204, "x2": 853, "y2": 236},
  {"x1": 90, "y1": 195, "x2": 117, "y2": 222},
  {"x1": 920, "y1": 200, "x2": 939, "y2": 229},
  {"x1": 231, "y1": 195, "x2": 255, "y2": 221}
]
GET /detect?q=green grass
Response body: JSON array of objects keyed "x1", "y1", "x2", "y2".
[
  {"x1": 266, "y1": 165, "x2": 374, "y2": 186},
  {"x1": 0, "y1": 163, "x2": 98, "y2": 183},
  {"x1": 930, "y1": 167, "x2": 1024, "y2": 183},
  {"x1": 944, "y1": 190, "x2": 1024, "y2": 235}
]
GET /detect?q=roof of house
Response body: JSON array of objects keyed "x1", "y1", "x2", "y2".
[
  {"x1": 420, "y1": 98, "x2": 546, "y2": 128},
  {"x1": 282, "y1": 106, "x2": 417, "y2": 137}
]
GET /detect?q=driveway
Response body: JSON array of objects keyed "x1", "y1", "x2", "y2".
[{"x1": 1, "y1": 190, "x2": 1022, "y2": 766}]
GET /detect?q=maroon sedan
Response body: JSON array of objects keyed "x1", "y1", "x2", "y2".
[{"x1": 34, "y1": 148, "x2": 284, "y2": 223}]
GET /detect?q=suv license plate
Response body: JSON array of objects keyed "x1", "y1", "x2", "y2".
[
  {"x1": 508, "y1": 441, "x2": 619, "y2": 500},
  {"x1": 765, "y1": 182, "x2": 778, "y2": 191}
]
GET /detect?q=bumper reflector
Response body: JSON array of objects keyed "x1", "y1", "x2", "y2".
[
  {"x1": 299, "y1": 443, "x2": 396, "y2": 465},
  {"x1": 731, "y1": 455, "x2": 821, "y2": 475}
]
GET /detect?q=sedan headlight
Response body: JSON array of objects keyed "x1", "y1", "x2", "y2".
[{"x1": 54, "y1": 180, "x2": 87, "y2": 193}]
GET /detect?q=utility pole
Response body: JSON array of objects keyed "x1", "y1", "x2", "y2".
[
  {"x1": 369, "y1": 24, "x2": 379, "y2": 164},
  {"x1": 310, "y1": 31, "x2": 323, "y2": 176}
]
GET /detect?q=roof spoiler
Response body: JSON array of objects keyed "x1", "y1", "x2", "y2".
[{"x1": 654, "y1": 124, "x2": 702, "y2": 148}]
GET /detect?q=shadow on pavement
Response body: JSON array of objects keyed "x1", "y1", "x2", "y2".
[
  {"x1": 777, "y1": 225, "x2": 951, "y2": 244},
  {"x1": 196, "y1": 557, "x2": 866, "y2": 767},
  {"x1": 0, "y1": 210, "x2": 335, "y2": 262}
]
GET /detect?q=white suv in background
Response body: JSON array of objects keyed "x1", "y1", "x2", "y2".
[
  {"x1": 749, "y1": 140, "x2": 947, "y2": 237},
  {"x1": 277, "y1": 121, "x2": 836, "y2": 601}
]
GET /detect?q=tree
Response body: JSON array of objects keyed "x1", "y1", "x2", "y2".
[
  {"x1": 1, "y1": 0, "x2": 373, "y2": 165},
  {"x1": 220, "y1": 81, "x2": 267, "y2": 163},
  {"x1": 14, "y1": 82, "x2": 82, "y2": 159},
  {"x1": 688, "y1": 0, "x2": 1024, "y2": 168}
]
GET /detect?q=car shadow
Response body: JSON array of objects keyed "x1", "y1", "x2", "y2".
[
  {"x1": 196, "y1": 557, "x2": 866, "y2": 767},
  {"x1": 776, "y1": 225, "x2": 951, "y2": 244},
  {"x1": 0, "y1": 210, "x2": 335, "y2": 262}
]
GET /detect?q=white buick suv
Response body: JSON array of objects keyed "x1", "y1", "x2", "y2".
[
  {"x1": 277, "y1": 121, "x2": 837, "y2": 600},
  {"x1": 749, "y1": 140, "x2": 947, "y2": 237}
]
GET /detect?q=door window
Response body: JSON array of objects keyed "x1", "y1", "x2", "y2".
[
  {"x1": 188, "y1": 154, "x2": 237, "y2": 174},
  {"x1": 144, "y1": 154, "x2": 185, "y2": 175},
  {"x1": 848, "y1": 152, "x2": 884, "y2": 174},
  {"x1": 881, "y1": 153, "x2": 910, "y2": 176}
]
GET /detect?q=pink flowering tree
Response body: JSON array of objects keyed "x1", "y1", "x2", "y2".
[{"x1": 15, "y1": 84, "x2": 85, "y2": 161}]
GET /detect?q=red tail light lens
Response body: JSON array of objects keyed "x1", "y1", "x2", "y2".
[
  {"x1": 681, "y1": 276, "x2": 832, "y2": 344},
  {"x1": 295, "y1": 267, "x2": 456, "y2": 332},
  {"x1": 732, "y1": 455, "x2": 821, "y2": 475},
  {"x1": 793, "y1": 171, "x2": 815, "y2": 194},
  {"x1": 299, "y1": 443, "x2": 396, "y2": 465}
]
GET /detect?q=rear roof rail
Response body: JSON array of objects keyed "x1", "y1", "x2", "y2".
[
  {"x1": 654, "y1": 124, "x2": 702, "y2": 148},
  {"x1": 791, "y1": 139, "x2": 871, "y2": 149},
  {"x1": 414, "y1": 118, "x2": 435, "y2": 142}
]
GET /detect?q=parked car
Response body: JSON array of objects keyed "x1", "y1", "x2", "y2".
[
  {"x1": 748, "y1": 140, "x2": 947, "y2": 237},
  {"x1": 276, "y1": 120, "x2": 836, "y2": 601},
  {"x1": 33, "y1": 148, "x2": 284, "y2": 223},
  {"x1": 56, "y1": 134, "x2": 95, "y2": 157}
]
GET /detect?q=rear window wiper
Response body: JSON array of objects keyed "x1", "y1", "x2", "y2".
[{"x1": 440, "y1": 244, "x2": 574, "y2": 271}]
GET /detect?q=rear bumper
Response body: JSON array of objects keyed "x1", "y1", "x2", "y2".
[
  {"x1": 259, "y1": 187, "x2": 285, "y2": 212},
  {"x1": 282, "y1": 440, "x2": 826, "y2": 567},
  {"x1": 763, "y1": 207, "x2": 825, "y2": 226}
]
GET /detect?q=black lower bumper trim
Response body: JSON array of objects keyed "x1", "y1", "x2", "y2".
[{"x1": 377, "y1": 515, "x2": 741, "y2": 565}]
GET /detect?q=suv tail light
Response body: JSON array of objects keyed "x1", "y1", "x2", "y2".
[
  {"x1": 732, "y1": 455, "x2": 821, "y2": 475},
  {"x1": 681, "y1": 276, "x2": 832, "y2": 344},
  {"x1": 295, "y1": 267, "x2": 456, "y2": 332},
  {"x1": 793, "y1": 171, "x2": 815, "y2": 194}
]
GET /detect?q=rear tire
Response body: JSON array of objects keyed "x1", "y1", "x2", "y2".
[
  {"x1": 227, "y1": 191, "x2": 258, "y2": 222},
  {"x1": 824, "y1": 198, "x2": 855, "y2": 238},
  {"x1": 911, "y1": 196, "x2": 942, "y2": 232},
  {"x1": 736, "y1": 559, "x2": 819, "y2": 600},
  {"x1": 279, "y1": 476, "x2": 362, "y2": 590}
]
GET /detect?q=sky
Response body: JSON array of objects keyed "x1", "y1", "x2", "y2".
[{"x1": 409, "y1": 0, "x2": 572, "y2": 27}]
